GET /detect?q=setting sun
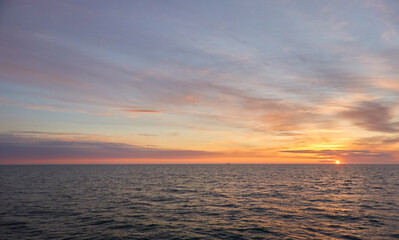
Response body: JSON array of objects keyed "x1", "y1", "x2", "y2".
[{"x1": 335, "y1": 160, "x2": 341, "y2": 164}]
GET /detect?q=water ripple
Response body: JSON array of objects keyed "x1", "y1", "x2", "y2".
[{"x1": 0, "y1": 164, "x2": 398, "y2": 239}]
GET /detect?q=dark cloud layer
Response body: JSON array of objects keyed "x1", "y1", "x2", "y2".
[
  {"x1": 0, "y1": 134, "x2": 217, "y2": 163},
  {"x1": 340, "y1": 101, "x2": 399, "y2": 132},
  {"x1": 282, "y1": 149, "x2": 396, "y2": 164}
]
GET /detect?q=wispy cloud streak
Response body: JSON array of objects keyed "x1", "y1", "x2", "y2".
[{"x1": 125, "y1": 110, "x2": 163, "y2": 113}]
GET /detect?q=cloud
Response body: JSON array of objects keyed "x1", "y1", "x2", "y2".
[
  {"x1": 354, "y1": 135, "x2": 399, "y2": 146},
  {"x1": 319, "y1": 160, "x2": 336, "y2": 163},
  {"x1": 381, "y1": 29, "x2": 396, "y2": 41},
  {"x1": 0, "y1": 134, "x2": 218, "y2": 163},
  {"x1": 340, "y1": 101, "x2": 399, "y2": 132},
  {"x1": 0, "y1": 0, "x2": 378, "y2": 137},
  {"x1": 133, "y1": 133, "x2": 158, "y2": 137},
  {"x1": 11, "y1": 131, "x2": 87, "y2": 136},
  {"x1": 364, "y1": 0, "x2": 389, "y2": 13},
  {"x1": 282, "y1": 149, "x2": 397, "y2": 164},
  {"x1": 125, "y1": 109, "x2": 163, "y2": 113},
  {"x1": 1, "y1": 0, "x2": 399, "y2": 164}
]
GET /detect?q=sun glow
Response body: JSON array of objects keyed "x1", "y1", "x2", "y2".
[{"x1": 335, "y1": 160, "x2": 340, "y2": 164}]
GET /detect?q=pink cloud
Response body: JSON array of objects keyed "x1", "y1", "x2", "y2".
[{"x1": 125, "y1": 109, "x2": 163, "y2": 113}]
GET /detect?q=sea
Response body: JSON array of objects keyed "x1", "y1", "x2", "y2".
[{"x1": 0, "y1": 164, "x2": 398, "y2": 239}]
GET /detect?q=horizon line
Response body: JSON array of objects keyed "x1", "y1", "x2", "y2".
[{"x1": 1, "y1": 163, "x2": 398, "y2": 166}]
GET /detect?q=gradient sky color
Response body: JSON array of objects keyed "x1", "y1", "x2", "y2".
[{"x1": 1, "y1": 0, "x2": 399, "y2": 164}]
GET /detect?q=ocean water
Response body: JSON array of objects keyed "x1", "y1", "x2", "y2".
[{"x1": 0, "y1": 164, "x2": 398, "y2": 240}]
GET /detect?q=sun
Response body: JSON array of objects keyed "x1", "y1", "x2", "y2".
[{"x1": 335, "y1": 160, "x2": 340, "y2": 164}]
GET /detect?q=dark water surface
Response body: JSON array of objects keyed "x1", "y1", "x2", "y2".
[{"x1": 1, "y1": 164, "x2": 398, "y2": 239}]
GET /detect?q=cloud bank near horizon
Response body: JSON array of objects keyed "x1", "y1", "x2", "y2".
[{"x1": 0, "y1": 134, "x2": 219, "y2": 164}]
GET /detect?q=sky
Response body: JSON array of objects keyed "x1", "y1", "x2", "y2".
[{"x1": 1, "y1": 0, "x2": 399, "y2": 164}]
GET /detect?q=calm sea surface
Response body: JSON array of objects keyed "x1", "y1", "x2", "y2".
[{"x1": 0, "y1": 164, "x2": 398, "y2": 239}]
